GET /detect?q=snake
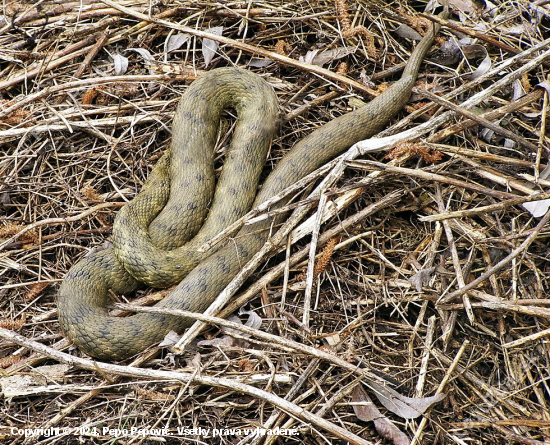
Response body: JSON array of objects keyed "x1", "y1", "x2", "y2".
[{"x1": 57, "y1": 15, "x2": 444, "y2": 361}]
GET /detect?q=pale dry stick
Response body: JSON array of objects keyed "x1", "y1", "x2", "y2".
[
  {"x1": 244, "y1": 359, "x2": 322, "y2": 445},
  {"x1": 0, "y1": 328, "x2": 375, "y2": 445},
  {"x1": 0, "y1": 113, "x2": 165, "y2": 140},
  {"x1": 439, "y1": 208, "x2": 550, "y2": 304},
  {"x1": 219, "y1": 191, "x2": 403, "y2": 319},
  {"x1": 428, "y1": 89, "x2": 545, "y2": 145},
  {"x1": 283, "y1": 90, "x2": 341, "y2": 122},
  {"x1": 174, "y1": 167, "x2": 341, "y2": 352},
  {"x1": 99, "y1": 0, "x2": 378, "y2": 96},
  {"x1": 303, "y1": 193, "x2": 327, "y2": 327},
  {"x1": 433, "y1": 186, "x2": 469, "y2": 348},
  {"x1": 439, "y1": 299, "x2": 550, "y2": 319},
  {"x1": 347, "y1": 160, "x2": 515, "y2": 200},
  {"x1": 279, "y1": 236, "x2": 292, "y2": 312},
  {"x1": 197, "y1": 160, "x2": 338, "y2": 253},
  {"x1": 435, "y1": 143, "x2": 544, "y2": 168},
  {"x1": 536, "y1": 84, "x2": 549, "y2": 181},
  {"x1": 431, "y1": 348, "x2": 529, "y2": 415},
  {"x1": 410, "y1": 340, "x2": 470, "y2": 445},
  {"x1": 383, "y1": 37, "x2": 550, "y2": 136},
  {"x1": 0, "y1": 74, "x2": 190, "y2": 121},
  {"x1": 502, "y1": 327, "x2": 550, "y2": 348},
  {"x1": 0, "y1": 202, "x2": 123, "y2": 253},
  {"x1": 419, "y1": 191, "x2": 550, "y2": 222},
  {"x1": 413, "y1": 87, "x2": 541, "y2": 153},
  {"x1": 415, "y1": 315, "x2": 436, "y2": 398},
  {"x1": 1, "y1": 100, "x2": 166, "y2": 131},
  {"x1": 454, "y1": 154, "x2": 535, "y2": 195}
]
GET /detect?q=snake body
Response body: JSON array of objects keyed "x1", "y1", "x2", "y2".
[{"x1": 58, "y1": 19, "x2": 442, "y2": 360}]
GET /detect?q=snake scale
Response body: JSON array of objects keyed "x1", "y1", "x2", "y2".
[{"x1": 57, "y1": 16, "x2": 443, "y2": 361}]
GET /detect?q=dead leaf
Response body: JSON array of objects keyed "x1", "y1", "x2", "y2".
[
  {"x1": 394, "y1": 24, "x2": 423, "y2": 41},
  {"x1": 167, "y1": 33, "x2": 190, "y2": 53},
  {"x1": 370, "y1": 381, "x2": 445, "y2": 419},
  {"x1": 112, "y1": 54, "x2": 128, "y2": 75},
  {"x1": 308, "y1": 47, "x2": 353, "y2": 67},
  {"x1": 409, "y1": 267, "x2": 436, "y2": 292},
  {"x1": 203, "y1": 26, "x2": 223, "y2": 67},
  {"x1": 352, "y1": 385, "x2": 410, "y2": 445},
  {"x1": 523, "y1": 199, "x2": 550, "y2": 218},
  {"x1": 159, "y1": 330, "x2": 181, "y2": 348}
]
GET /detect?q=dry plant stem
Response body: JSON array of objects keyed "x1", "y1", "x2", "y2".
[
  {"x1": 197, "y1": 160, "x2": 338, "y2": 253},
  {"x1": 457, "y1": 155, "x2": 535, "y2": 195},
  {"x1": 410, "y1": 340, "x2": 469, "y2": 445},
  {"x1": 414, "y1": 87, "x2": 541, "y2": 153},
  {"x1": 434, "y1": 185, "x2": 468, "y2": 350},
  {"x1": 98, "y1": 0, "x2": 380, "y2": 96},
  {"x1": 0, "y1": 113, "x2": 165, "y2": 139},
  {"x1": 347, "y1": 160, "x2": 515, "y2": 200},
  {"x1": 283, "y1": 90, "x2": 341, "y2": 122},
  {"x1": 419, "y1": 192, "x2": 550, "y2": 222},
  {"x1": 0, "y1": 74, "x2": 193, "y2": 121},
  {"x1": 439, "y1": 208, "x2": 550, "y2": 304},
  {"x1": 248, "y1": 359, "x2": 322, "y2": 445},
  {"x1": 0, "y1": 328, "x2": 375, "y2": 445},
  {"x1": 220, "y1": 190, "x2": 403, "y2": 319},
  {"x1": 438, "y1": 299, "x2": 550, "y2": 320},
  {"x1": 421, "y1": 12, "x2": 550, "y2": 67},
  {"x1": 387, "y1": 37, "x2": 550, "y2": 135},
  {"x1": 537, "y1": 86, "x2": 549, "y2": 181},
  {"x1": 502, "y1": 327, "x2": 550, "y2": 348},
  {"x1": 415, "y1": 315, "x2": 436, "y2": 398},
  {"x1": 431, "y1": 143, "x2": 547, "y2": 169},
  {"x1": 427, "y1": 89, "x2": 544, "y2": 144},
  {"x1": 303, "y1": 193, "x2": 328, "y2": 327},
  {"x1": 0, "y1": 202, "x2": 123, "y2": 253}
]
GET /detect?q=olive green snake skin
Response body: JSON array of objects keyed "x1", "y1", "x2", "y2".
[{"x1": 57, "y1": 17, "x2": 443, "y2": 361}]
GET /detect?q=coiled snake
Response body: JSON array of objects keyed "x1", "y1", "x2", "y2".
[{"x1": 58, "y1": 18, "x2": 443, "y2": 360}]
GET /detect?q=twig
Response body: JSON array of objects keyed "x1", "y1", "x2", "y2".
[
  {"x1": 98, "y1": 0, "x2": 380, "y2": 96},
  {"x1": 0, "y1": 327, "x2": 374, "y2": 445},
  {"x1": 438, "y1": 208, "x2": 550, "y2": 304},
  {"x1": 0, "y1": 202, "x2": 123, "y2": 252}
]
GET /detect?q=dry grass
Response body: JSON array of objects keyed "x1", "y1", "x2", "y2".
[{"x1": 1, "y1": 0, "x2": 550, "y2": 444}]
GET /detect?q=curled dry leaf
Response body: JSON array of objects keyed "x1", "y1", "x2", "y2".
[
  {"x1": 523, "y1": 199, "x2": 550, "y2": 218},
  {"x1": 127, "y1": 48, "x2": 155, "y2": 62},
  {"x1": 166, "y1": 33, "x2": 190, "y2": 53},
  {"x1": 394, "y1": 24, "x2": 423, "y2": 41},
  {"x1": 409, "y1": 266, "x2": 436, "y2": 292},
  {"x1": 203, "y1": 26, "x2": 223, "y2": 67},
  {"x1": 370, "y1": 381, "x2": 446, "y2": 419},
  {"x1": 112, "y1": 54, "x2": 128, "y2": 76},
  {"x1": 352, "y1": 385, "x2": 410, "y2": 445},
  {"x1": 304, "y1": 47, "x2": 353, "y2": 67},
  {"x1": 159, "y1": 330, "x2": 182, "y2": 348}
]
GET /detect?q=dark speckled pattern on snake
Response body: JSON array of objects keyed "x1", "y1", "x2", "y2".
[{"x1": 57, "y1": 15, "x2": 444, "y2": 360}]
